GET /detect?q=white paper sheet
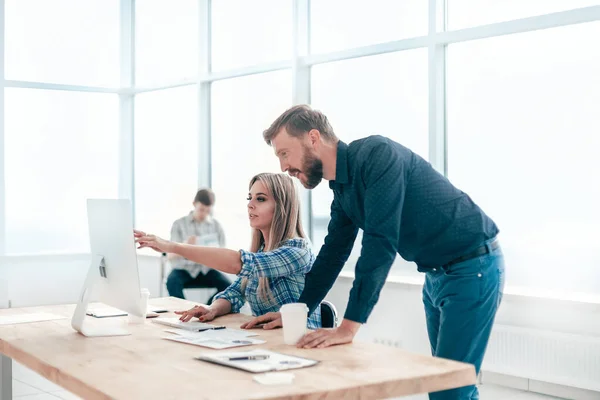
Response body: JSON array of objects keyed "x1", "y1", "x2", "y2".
[
  {"x1": 164, "y1": 327, "x2": 258, "y2": 339},
  {"x1": 195, "y1": 349, "x2": 318, "y2": 373},
  {"x1": 164, "y1": 334, "x2": 265, "y2": 349},
  {"x1": 253, "y1": 372, "x2": 295, "y2": 385}
]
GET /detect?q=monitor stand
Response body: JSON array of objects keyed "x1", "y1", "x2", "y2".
[{"x1": 71, "y1": 255, "x2": 131, "y2": 337}]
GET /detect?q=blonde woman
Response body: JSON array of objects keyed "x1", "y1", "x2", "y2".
[{"x1": 134, "y1": 172, "x2": 321, "y2": 329}]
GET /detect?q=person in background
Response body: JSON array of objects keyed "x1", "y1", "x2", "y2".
[
  {"x1": 165, "y1": 188, "x2": 230, "y2": 304},
  {"x1": 135, "y1": 173, "x2": 321, "y2": 329}
]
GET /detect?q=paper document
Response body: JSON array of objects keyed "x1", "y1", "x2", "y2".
[
  {"x1": 165, "y1": 327, "x2": 258, "y2": 339},
  {"x1": 0, "y1": 313, "x2": 66, "y2": 325},
  {"x1": 195, "y1": 349, "x2": 319, "y2": 373},
  {"x1": 253, "y1": 372, "x2": 295, "y2": 385},
  {"x1": 164, "y1": 333, "x2": 265, "y2": 349}
]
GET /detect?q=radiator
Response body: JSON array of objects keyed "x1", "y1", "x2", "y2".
[{"x1": 482, "y1": 324, "x2": 600, "y2": 392}]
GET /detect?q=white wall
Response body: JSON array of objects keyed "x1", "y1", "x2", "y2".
[{"x1": 326, "y1": 275, "x2": 600, "y2": 354}]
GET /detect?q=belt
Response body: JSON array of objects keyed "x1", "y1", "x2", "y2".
[{"x1": 443, "y1": 239, "x2": 500, "y2": 269}]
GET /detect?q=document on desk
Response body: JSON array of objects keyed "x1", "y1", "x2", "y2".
[
  {"x1": 164, "y1": 330, "x2": 266, "y2": 349},
  {"x1": 0, "y1": 313, "x2": 66, "y2": 325},
  {"x1": 153, "y1": 317, "x2": 222, "y2": 331},
  {"x1": 165, "y1": 327, "x2": 259, "y2": 339},
  {"x1": 195, "y1": 349, "x2": 319, "y2": 373}
]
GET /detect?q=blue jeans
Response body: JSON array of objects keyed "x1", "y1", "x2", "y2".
[
  {"x1": 166, "y1": 269, "x2": 231, "y2": 304},
  {"x1": 423, "y1": 239, "x2": 505, "y2": 400}
]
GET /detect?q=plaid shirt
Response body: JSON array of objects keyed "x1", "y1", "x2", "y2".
[{"x1": 214, "y1": 238, "x2": 321, "y2": 329}]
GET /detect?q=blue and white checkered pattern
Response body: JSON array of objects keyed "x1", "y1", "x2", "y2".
[{"x1": 214, "y1": 238, "x2": 321, "y2": 329}]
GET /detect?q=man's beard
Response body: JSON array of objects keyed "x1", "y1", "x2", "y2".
[{"x1": 302, "y1": 151, "x2": 323, "y2": 189}]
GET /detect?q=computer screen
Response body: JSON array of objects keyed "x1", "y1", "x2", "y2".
[{"x1": 71, "y1": 199, "x2": 143, "y2": 337}]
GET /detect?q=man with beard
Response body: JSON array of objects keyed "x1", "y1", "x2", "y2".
[{"x1": 243, "y1": 104, "x2": 505, "y2": 400}]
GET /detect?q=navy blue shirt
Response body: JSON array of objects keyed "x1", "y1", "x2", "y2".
[{"x1": 299, "y1": 136, "x2": 499, "y2": 323}]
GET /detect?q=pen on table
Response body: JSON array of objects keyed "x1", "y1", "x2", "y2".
[
  {"x1": 197, "y1": 326, "x2": 226, "y2": 332},
  {"x1": 227, "y1": 355, "x2": 270, "y2": 361}
]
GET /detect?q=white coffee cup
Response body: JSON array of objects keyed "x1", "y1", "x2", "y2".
[{"x1": 280, "y1": 303, "x2": 308, "y2": 345}]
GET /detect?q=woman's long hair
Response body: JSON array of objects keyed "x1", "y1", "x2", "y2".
[{"x1": 242, "y1": 173, "x2": 307, "y2": 302}]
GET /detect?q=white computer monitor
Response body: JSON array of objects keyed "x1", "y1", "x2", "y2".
[{"x1": 71, "y1": 199, "x2": 144, "y2": 337}]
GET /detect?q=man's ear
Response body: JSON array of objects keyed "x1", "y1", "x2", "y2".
[{"x1": 307, "y1": 129, "x2": 321, "y2": 148}]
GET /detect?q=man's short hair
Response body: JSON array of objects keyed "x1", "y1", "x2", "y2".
[
  {"x1": 263, "y1": 104, "x2": 337, "y2": 145},
  {"x1": 194, "y1": 188, "x2": 215, "y2": 206}
]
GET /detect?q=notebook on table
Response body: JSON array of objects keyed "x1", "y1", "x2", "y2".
[{"x1": 195, "y1": 349, "x2": 319, "y2": 373}]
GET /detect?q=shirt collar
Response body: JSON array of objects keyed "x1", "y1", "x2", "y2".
[{"x1": 329, "y1": 140, "x2": 349, "y2": 188}]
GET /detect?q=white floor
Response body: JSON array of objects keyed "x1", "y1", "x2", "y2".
[{"x1": 11, "y1": 361, "x2": 564, "y2": 399}]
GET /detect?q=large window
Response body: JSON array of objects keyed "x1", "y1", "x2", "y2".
[
  {"x1": 135, "y1": 0, "x2": 198, "y2": 87},
  {"x1": 2, "y1": 1, "x2": 598, "y2": 297},
  {"x1": 4, "y1": 89, "x2": 119, "y2": 254},
  {"x1": 134, "y1": 86, "x2": 199, "y2": 246},
  {"x1": 447, "y1": 22, "x2": 600, "y2": 293},
  {"x1": 211, "y1": 0, "x2": 292, "y2": 71},
  {"x1": 5, "y1": 0, "x2": 119, "y2": 87},
  {"x1": 311, "y1": 50, "x2": 429, "y2": 273},
  {"x1": 310, "y1": 0, "x2": 427, "y2": 54},
  {"x1": 211, "y1": 71, "x2": 291, "y2": 251},
  {"x1": 448, "y1": 0, "x2": 599, "y2": 29}
]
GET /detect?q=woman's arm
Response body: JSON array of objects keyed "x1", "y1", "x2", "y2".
[
  {"x1": 208, "y1": 298, "x2": 232, "y2": 317},
  {"x1": 213, "y1": 276, "x2": 247, "y2": 314},
  {"x1": 171, "y1": 243, "x2": 242, "y2": 274},
  {"x1": 134, "y1": 230, "x2": 242, "y2": 274}
]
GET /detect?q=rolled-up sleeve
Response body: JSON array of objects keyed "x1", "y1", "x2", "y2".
[{"x1": 213, "y1": 276, "x2": 245, "y2": 313}]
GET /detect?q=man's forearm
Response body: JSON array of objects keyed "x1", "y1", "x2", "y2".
[{"x1": 339, "y1": 318, "x2": 361, "y2": 335}]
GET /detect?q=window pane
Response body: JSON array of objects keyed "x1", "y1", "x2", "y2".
[
  {"x1": 4, "y1": 89, "x2": 119, "y2": 254},
  {"x1": 310, "y1": 0, "x2": 427, "y2": 55},
  {"x1": 135, "y1": 86, "x2": 198, "y2": 244},
  {"x1": 136, "y1": 0, "x2": 198, "y2": 86},
  {"x1": 211, "y1": 71, "x2": 292, "y2": 250},
  {"x1": 448, "y1": 0, "x2": 598, "y2": 30},
  {"x1": 447, "y1": 22, "x2": 600, "y2": 293},
  {"x1": 311, "y1": 50, "x2": 429, "y2": 275},
  {"x1": 211, "y1": 0, "x2": 292, "y2": 71},
  {"x1": 5, "y1": 0, "x2": 119, "y2": 86}
]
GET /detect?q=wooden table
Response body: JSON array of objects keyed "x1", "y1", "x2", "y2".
[{"x1": 0, "y1": 297, "x2": 475, "y2": 399}]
